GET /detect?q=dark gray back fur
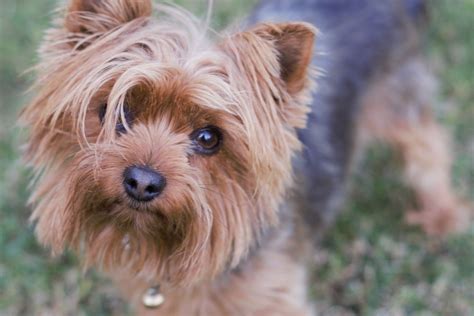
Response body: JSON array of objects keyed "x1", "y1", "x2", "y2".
[{"x1": 248, "y1": 0, "x2": 427, "y2": 236}]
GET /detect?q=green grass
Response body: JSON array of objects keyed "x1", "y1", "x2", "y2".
[{"x1": 0, "y1": 1, "x2": 472, "y2": 315}]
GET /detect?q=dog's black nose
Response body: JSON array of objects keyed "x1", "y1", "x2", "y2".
[{"x1": 123, "y1": 166, "x2": 166, "y2": 202}]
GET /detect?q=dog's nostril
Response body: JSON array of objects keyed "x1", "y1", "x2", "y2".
[
  {"x1": 145, "y1": 184, "x2": 159, "y2": 194},
  {"x1": 123, "y1": 166, "x2": 166, "y2": 202}
]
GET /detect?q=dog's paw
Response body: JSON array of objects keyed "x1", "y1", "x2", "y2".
[{"x1": 406, "y1": 199, "x2": 472, "y2": 236}]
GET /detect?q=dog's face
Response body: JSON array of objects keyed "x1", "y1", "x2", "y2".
[{"x1": 22, "y1": 0, "x2": 314, "y2": 286}]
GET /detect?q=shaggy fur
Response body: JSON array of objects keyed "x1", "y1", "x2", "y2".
[
  {"x1": 22, "y1": 0, "x2": 315, "y2": 313},
  {"x1": 21, "y1": 0, "x2": 471, "y2": 315}
]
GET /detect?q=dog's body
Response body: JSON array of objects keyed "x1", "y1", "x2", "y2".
[
  {"x1": 251, "y1": 0, "x2": 469, "y2": 237},
  {"x1": 21, "y1": 0, "x2": 470, "y2": 315}
]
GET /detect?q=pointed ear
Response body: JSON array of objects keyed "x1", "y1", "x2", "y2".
[
  {"x1": 252, "y1": 23, "x2": 316, "y2": 95},
  {"x1": 65, "y1": 0, "x2": 152, "y2": 34}
]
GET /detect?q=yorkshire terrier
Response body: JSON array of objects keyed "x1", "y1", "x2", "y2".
[{"x1": 21, "y1": 0, "x2": 470, "y2": 314}]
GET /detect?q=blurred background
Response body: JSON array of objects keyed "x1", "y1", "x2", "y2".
[{"x1": 0, "y1": 0, "x2": 473, "y2": 315}]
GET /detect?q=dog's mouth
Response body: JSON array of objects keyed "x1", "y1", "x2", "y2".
[
  {"x1": 127, "y1": 200, "x2": 156, "y2": 211},
  {"x1": 117, "y1": 196, "x2": 162, "y2": 213},
  {"x1": 100, "y1": 197, "x2": 168, "y2": 224},
  {"x1": 99, "y1": 199, "x2": 175, "y2": 242}
]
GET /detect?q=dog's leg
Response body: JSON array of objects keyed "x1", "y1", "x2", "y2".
[{"x1": 359, "y1": 59, "x2": 471, "y2": 235}]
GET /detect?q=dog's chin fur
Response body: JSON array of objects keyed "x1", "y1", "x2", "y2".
[{"x1": 22, "y1": 0, "x2": 315, "y2": 288}]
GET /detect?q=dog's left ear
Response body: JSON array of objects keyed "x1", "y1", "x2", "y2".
[
  {"x1": 224, "y1": 22, "x2": 316, "y2": 96},
  {"x1": 255, "y1": 23, "x2": 316, "y2": 95},
  {"x1": 65, "y1": 0, "x2": 152, "y2": 34}
]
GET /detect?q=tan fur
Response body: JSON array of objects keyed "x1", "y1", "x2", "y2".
[
  {"x1": 20, "y1": 0, "x2": 316, "y2": 314},
  {"x1": 121, "y1": 222, "x2": 313, "y2": 316},
  {"x1": 359, "y1": 59, "x2": 471, "y2": 235}
]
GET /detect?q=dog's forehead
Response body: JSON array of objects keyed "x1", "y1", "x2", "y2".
[
  {"x1": 107, "y1": 57, "x2": 234, "y2": 113},
  {"x1": 98, "y1": 19, "x2": 218, "y2": 65},
  {"x1": 70, "y1": 24, "x2": 237, "y2": 113},
  {"x1": 124, "y1": 86, "x2": 228, "y2": 126},
  {"x1": 67, "y1": 17, "x2": 222, "y2": 82},
  {"x1": 119, "y1": 39, "x2": 239, "y2": 110}
]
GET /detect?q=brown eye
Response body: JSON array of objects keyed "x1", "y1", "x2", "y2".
[
  {"x1": 191, "y1": 126, "x2": 222, "y2": 155},
  {"x1": 98, "y1": 103, "x2": 133, "y2": 135},
  {"x1": 98, "y1": 103, "x2": 107, "y2": 123}
]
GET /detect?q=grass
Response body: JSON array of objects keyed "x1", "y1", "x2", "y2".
[{"x1": 0, "y1": 0, "x2": 472, "y2": 315}]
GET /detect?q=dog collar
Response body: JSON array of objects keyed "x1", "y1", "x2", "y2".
[{"x1": 142, "y1": 285, "x2": 165, "y2": 308}]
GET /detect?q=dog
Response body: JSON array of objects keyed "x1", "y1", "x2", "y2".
[{"x1": 20, "y1": 0, "x2": 470, "y2": 314}]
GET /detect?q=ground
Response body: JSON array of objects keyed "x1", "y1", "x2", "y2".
[{"x1": 0, "y1": 0, "x2": 472, "y2": 315}]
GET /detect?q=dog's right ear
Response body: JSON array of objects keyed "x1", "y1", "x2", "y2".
[{"x1": 65, "y1": 0, "x2": 152, "y2": 34}]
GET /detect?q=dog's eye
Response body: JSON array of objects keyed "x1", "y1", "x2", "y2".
[
  {"x1": 98, "y1": 103, "x2": 133, "y2": 135},
  {"x1": 190, "y1": 126, "x2": 222, "y2": 155},
  {"x1": 98, "y1": 104, "x2": 107, "y2": 123}
]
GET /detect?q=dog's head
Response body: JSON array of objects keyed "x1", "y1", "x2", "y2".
[{"x1": 22, "y1": 0, "x2": 315, "y2": 286}]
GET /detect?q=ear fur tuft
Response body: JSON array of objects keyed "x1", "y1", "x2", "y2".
[
  {"x1": 65, "y1": 0, "x2": 152, "y2": 34},
  {"x1": 254, "y1": 22, "x2": 316, "y2": 95}
]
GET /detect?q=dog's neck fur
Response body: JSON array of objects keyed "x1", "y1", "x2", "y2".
[{"x1": 119, "y1": 211, "x2": 313, "y2": 315}]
